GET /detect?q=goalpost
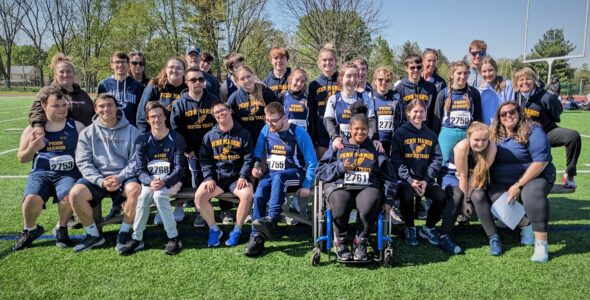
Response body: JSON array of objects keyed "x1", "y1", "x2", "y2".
[{"x1": 522, "y1": 0, "x2": 589, "y2": 84}]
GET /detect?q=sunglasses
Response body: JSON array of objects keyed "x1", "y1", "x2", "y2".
[
  {"x1": 499, "y1": 108, "x2": 517, "y2": 118},
  {"x1": 408, "y1": 64, "x2": 422, "y2": 71},
  {"x1": 131, "y1": 61, "x2": 145, "y2": 66},
  {"x1": 377, "y1": 78, "x2": 390, "y2": 83},
  {"x1": 186, "y1": 77, "x2": 206, "y2": 83},
  {"x1": 470, "y1": 50, "x2": 486, "y2": 57}
]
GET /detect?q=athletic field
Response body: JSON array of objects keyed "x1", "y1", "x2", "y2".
[{"x1": 0, "y1": 96, "x2": 589, "y2": 299}]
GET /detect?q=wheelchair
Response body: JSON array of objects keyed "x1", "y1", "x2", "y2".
[{"x1": 311, "y1": 181, "x2": 395, "y2": 267}]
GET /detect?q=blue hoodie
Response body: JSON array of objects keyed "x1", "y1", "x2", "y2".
[
  {"x1": 227, "y1": 85, "x2": 280, "y2": 143},
  {"x1": 430, "y1": 86, "x2": 482, "y2": 135},
  {"x1": 170, "y1": 90, "x2": 218, "y2": 154},
  {"x1": 424, "y1": 72, "x2": 447, "y2": 93},
  {"x1": 253, "y1": 124, "x2": 317, "y2": 189},
  {"x1": 200, "y1": 122, "x2": 254, "y2": 182},
  {"x1": 135, "y1": 130, "x2": 186, "y2": 188},
  {"x1": 263, "y1": 67, "x2": 291, "y2": 96},
  {"x1": 136, "y1": 82, "x2": 187, "y2": 133},
  {"x1": 203, "y1": 72, "x2": 221, "y2": 98},
  {"x1": 316, "y1": 138, "x2": 397, "y2": 206},
  {"x1": 97, "y1": 76, "x2": 144, "y2": 127},
  {"x1": 308, "y1": 72, "x2": 339, "y2": 144},
  {"x1": 516, "y1": 88, "x2": 562, "y2": 133},
  {"x1": 393, "y1": 77, "x2": 437, "y2": 126}
]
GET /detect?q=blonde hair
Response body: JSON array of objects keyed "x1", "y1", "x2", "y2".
[
  {"x1": 269, "y1": 47, "x2": 289, "y2": 61},
  {"x1": 512, "y1": 67, "x2": 539, "y2": 92},
  {"x1": 467, "y1": 122, "x2": 492, "y2": 189},
  {"x1": 444, "y1": 61, "x2": 471, "y2": 113},
  {"x1": 480, "y1": 57, "x2": 507, "y2": 92},
  {"x1": 469, "y1": 40, "x2": 487, "y2": 51},
  {"x1": 490, "y1": 102, "x2": 532, "y2": 145},
  {"x1": 371, "y1": 67, "x2": 395, "y2": 90},
  {"x1": 50, "y1": 53, "x2": 75, "y2": 85},
  {"x1": 336, "y1": 62, "x2": 358, "y2": 88},
  {"x1": 235, "y1": 65, "x2": 265, "y2": 102},
  {"x1": 287, "y1": 68, "x2": 308, "y2": 91},
  {"x1": 317, "y1": 43, "x2": 337, "y2": 67}
]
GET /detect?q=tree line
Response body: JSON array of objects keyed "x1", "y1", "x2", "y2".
[{"x1": 0, "y1": 0, "x2": 584, "y2": 93}]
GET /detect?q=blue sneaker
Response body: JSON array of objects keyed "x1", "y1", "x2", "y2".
[
  {"x1": 489, "y1": 234, "x2": 502, "y2": 256},
  {"x1": 405, "y1": 227, "x2": 418, "y2": 246},
  {"x1": 207, "y1": 228, "x2": 223, "y2": 247},
  {"x1": 439, "y1": 235, "x2": 462, "y2": 255},
  {"x1": 520, "y1": 224, "x2": 534, "y2": 246},
  {"x1": 225, "y1": 229, "x2": 242, "y2": 247},
  {"x1": 419, "y1": 226, "x2": 441, "y2": 245}
]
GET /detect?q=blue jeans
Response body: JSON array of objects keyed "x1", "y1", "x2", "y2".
[{"x1": 251, "y1": 169, "x2": 303, "y2": 235}]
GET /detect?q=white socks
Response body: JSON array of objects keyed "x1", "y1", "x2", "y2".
[{"x1": 85, "y1": 223, "x2": 99, "y2": 237}]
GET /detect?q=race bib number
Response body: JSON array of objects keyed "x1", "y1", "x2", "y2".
[
  {"x1": 267, "y1": 154, "x2": 286, "y2": 171},
  {"x1": 449, "y1": 111, "x2": 472, "y2": 127},
  {"x1": 344, "y1": 171, "x2": 370, "y2": 185},
  {"x1": 49, "y1": 155, "x2": 75, "y2": 171},
  {"x1": 147, "y1": 160, "x2": 171, "y2": 176},
  {"x1": 339, "y1": 124, "x2": 350, "y2": 136},
  {"x1": 288, "y1": 119, "x2": 307, "y2": 130},
  {"x1": 378, "y1": 114, "x2": 394, "y2": 131}
]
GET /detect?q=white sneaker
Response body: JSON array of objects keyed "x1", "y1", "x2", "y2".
[
  {"x1": 173, "y1": 206, "x2": 185, "y2": 222},
  {"x1": 285, "y1": 216, "x2": 300, "y2": 226},
  {"x1": 349, "y1": 209, "x2": 358, "y2": 223},
  {"x1": 530, "y1": 240, "x2": 549, "y2": 263},
  {"x1": 153, "y1": 213, "x2": 163, "y2": 225},
  {"x1": 390, "y1": 208, "x2": 404, "y2": 225},
  {"x1": 220, "y1": 210, "x2": 234, "y2": 225},
  {"x1": 244, "y1": 215, "x2": 252, "y2": 223},
  {"x1": 520, "y1": 224, "x2": 534, "y2": 246}
]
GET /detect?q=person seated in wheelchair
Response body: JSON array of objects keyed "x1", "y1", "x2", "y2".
[
  {"x1": 244, "y1": 102, "x2": 318, "y2": 256},
  {"x1": 390, "y1": 99, "x2": 446, "y2": 247},
  {"x1": 316, "y1": 102, "x2": 397, "y2": 261}
]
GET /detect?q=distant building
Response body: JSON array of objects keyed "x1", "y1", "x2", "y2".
[{"x1": 2, "y1": 66, "x2": 42, "y2": 85}]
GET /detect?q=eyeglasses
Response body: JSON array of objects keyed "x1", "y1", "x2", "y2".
[
  {"x1": 470, "y1": 50, "x2": 486, "y2": 57},
  {"x1": 376, "y1": 78, "x2": 390, "y2": 83},
  {"x1": 131, "y1": 61, "x2": 145, "y2": 66},
  {"x1": 266, "y1": 115, "x2": 284, "y2": 124},
  {"x1": 186, "y1": 77, "x2": 205, "y2": 83},
  {"x1": 499, "y1": 108, "x2": 517, "y2": 118},
  {"x1": 408, "y1": 64, "x2": 422, "y2": 71},
  {"x1": 213, "y1": 108, "x2": 228, "y2": 116}
]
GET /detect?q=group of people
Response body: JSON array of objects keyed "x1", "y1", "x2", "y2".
[{"x1": 14, "y1": 39, "x2": 581, "y2": 264}]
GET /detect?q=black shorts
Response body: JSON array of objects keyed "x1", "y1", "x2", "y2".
[{"x1": 76, "y1": 177, "x2": 139, "y2": 208}]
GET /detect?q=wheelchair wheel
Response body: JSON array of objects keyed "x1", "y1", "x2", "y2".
[{"x1": 311, "y1": 247, "x2": 321, "y2": 266}]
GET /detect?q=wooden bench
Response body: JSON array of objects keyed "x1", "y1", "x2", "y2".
[{"x1": 95, "y1": 187, "x2": 312, "y2": 228}]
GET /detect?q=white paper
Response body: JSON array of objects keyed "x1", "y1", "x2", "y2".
[{"x1": 491, "y1": 192, "x2": 526, "y2": 230}]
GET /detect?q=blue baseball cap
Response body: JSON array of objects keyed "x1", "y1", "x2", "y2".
[{"x1": 186, "y1": 45, "x2": 201, "y2": 55}]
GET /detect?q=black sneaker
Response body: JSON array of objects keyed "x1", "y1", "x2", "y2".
[
  {"x1": 353, "y1": 236, "x2": 368, "y2": 261},
  {"x1": 165, "y1": 236, "x2": 183, "y2": 255},
  {"x1": 333, "y1": 237, "x2": 352, "y2": 261},
  {"x1": 116, "y1": 231, "x2": 132, "y2": 252},
  {"x1": 53, "y1": 226, "x2": 73, "y2": 248},
  {"x1": 12, "y1": 225, "x2": 45, "y2": 251},
  {"x1": 243, "y1": 234, "x2": 265, "y2": 256},
  {"x1": 73, "y1": 234, "x2": 106, "y2": 252},
  {"x1": 252, "y1": 216, "x2": 278, "y2": 240},
  {"x1": 119, "y1": 239, "x2": 145, "y2": 256},
  {"x1": 104, "y1": 206, "x2": 123, "y2": 221}
]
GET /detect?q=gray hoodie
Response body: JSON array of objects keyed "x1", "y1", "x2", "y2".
[{"x1": 76, "y1": 110, "x2": 140, "y2": 188}]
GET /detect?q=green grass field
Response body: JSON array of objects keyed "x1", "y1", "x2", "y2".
[{"x1": 0, "y1": 96, "x2": 589, "y2": 299}]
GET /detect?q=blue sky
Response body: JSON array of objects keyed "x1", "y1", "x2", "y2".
[{"x1": 267, "y1": 0, "x2": 590, "y2": 67}]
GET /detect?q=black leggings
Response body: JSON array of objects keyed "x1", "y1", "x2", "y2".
[
  {"x1": 471, "y1": 178, "x2": 551, "y2": 237},
  {"x1": 440, "y1": 186, "x2": 464, "y2": 236},
  {"x1": 328, "y1": 187, "x2": 381, "y2": 238},
  {"x1": 547, "y1": 127, "x2": 581, "y2": 176},
  {"x1": 398, "y1": 182, "x2": 446, "y2": 228}
]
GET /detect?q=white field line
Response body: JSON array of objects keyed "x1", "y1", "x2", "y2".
[
  {"x1": 0, "y1": 117, "x2": 27, "y2": 123},
  {"x1": 0, "y1": 148, "x2": 18, "y2": 156},
  {"x1": 581, "y1": 134, "x2": 590, "y2": 138},
  {"x1": 0, "y1": 106, "x2": 30, "y2": 111},
  {"x1": 0, "y1": 175, "x2": 27, "y2": 179}
]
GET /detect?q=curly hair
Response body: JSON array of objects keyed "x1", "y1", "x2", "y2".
[{"x1": 489, "y1": 101, "x2": 532, "y2": 145}]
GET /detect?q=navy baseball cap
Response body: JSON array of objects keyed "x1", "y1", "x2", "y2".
[{"x1": 186, "y1": 45, "x2": 201, "y2": 55}]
